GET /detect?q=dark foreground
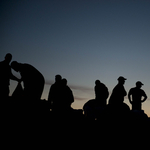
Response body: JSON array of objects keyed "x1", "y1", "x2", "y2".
[{"x1": 1, "y1": 97, "x2": 150, "y2": 149}]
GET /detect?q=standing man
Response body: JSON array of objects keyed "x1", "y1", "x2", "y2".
[
  {"x1": 0, "y1": 53, "x2": 20, "y2": 100},
  {"x1": 48, "y1": 75, "x2": 62, "y2": 110},
  {"x1": 11, "y1": 61, "x2": 45, "y2": 101},
  {"x1": 109, "y1": 76, "x2": 127, "y2": 105},
  {"x1": 128, "y1": 81, "x2": 147, "y2": 111}
]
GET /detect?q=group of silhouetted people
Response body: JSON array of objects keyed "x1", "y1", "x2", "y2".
[
  {"x1": 83, "y1": 76, "x2": 148, "y2": 120},
  {"x1": 0, "y1": 53, "x2": 149, "y2": 122},
  {"x1": 48, "y1": 74, "x2": 74, "y2": 112},
  {"x1": 0, "y1": 53, "x2": 45, "y2": 102}
]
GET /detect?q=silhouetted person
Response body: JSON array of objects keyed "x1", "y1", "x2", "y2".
[
  {"x1": 48, "y1": 75, "x2": 62, "y2": 110},
  {"x1": 11, "y1": 61, "x2": 45, "y2": 101},
  {"x1": 95, "y1": 80, "x2": 109, "y2": 107},
  {"x1": 83, "y1": 80, "x2": 109, "y2": 120},
  {"x1": 128, "y1": 81, "x2": 147, "y2": 111},
  {"x1": 61, "y1": 78, "x2": 74, "y2": 109},
  {"x1": 109, "y1": 76, "x2": 127, "y2": 105},
  {"x1": 0, "y1": 53, "x2": 20, "y2": 100}
]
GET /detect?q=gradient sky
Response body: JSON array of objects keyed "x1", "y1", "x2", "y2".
[{"x1": 1, "y1": 0, "x2": 150, "y2": 116}]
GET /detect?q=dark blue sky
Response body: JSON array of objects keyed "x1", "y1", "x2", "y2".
[{"x1": 1, "y1": 0, "x2": 150, "y2": 115}]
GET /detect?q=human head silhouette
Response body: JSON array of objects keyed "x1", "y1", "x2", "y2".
[
  {"x1": 55, "y1": 74, "x2": 62, "y2": 83},
  {"x1": 95, "y1": 80, "x2": 101, "y2": 85},
  {"x1": 62, "y1": 78, "x2": 67, "y2": 86},
  {"x1": 117, "y1": 76, "x2": 126, "y2": 85},
  {"x1": 5, "y1": 53, "x2": 12, "y2": 64},
  {"x1": 136, "y1": 81, "x2": 143, "y2": 89},
  {"x1": 11, "y1": 61, "x2": 21, "y2": 72}
]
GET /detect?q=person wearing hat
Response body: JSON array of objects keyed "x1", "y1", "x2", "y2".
[
  {"x1": 128, "y1": 81, "x2": 147, "y2": 110},
  {"x1": 108, "y1": 76, "x2": 127, "y2": 105}
]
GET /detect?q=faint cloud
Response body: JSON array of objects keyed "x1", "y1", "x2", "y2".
[
  {"x1": 74, "y1": 96, "x2": 88, "y2": 101},
  {"x1": 69, "y1": 85, "x2": 93, "y2": 92},
  {"x1": 45, "y1": 80, "x2": 93, "y2": 92}
]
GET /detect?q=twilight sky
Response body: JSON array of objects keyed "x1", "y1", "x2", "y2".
[{"x1": 1, "y1": 0, "x2": 150, "y2": 116}]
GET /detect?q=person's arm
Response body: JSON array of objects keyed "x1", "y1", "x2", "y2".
[
  {"x1": 123, "y1": 86, "x2": 127, "y2": 96},
  {"x1": 141, "y1": 91, "x2": 147, "y2": 103},
  {"x1": 128, "y1": 89, "x2": 132, "y2": 104},
  {"x1": 10, "y1": 71, "x2": 21, "y2": 82}
]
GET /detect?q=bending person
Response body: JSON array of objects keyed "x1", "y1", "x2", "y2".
[{"x1": 11, "y1": 61, "x2": 45, "y2": 101}]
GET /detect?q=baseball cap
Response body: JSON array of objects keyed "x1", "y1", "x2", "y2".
[
  {"x1": 117, "y1": 76, "x2": 127, "y2": 81},
  {"x1": 136, "y1": 81, "x2": 144, "y2": 86}
]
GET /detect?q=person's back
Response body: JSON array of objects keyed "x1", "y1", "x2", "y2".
[
  {"x1": 20, "y1": 64, "x2": 44, "y2": 85},
  {"x1": 21, "y1": 64, "x2": 45, "y2": 100},
  {"x1": 95, "y1": 80, "x2": 109, "y2": 107},
  {"x1": 61, "y1": 79, "x2": 74, "y2": 109}
]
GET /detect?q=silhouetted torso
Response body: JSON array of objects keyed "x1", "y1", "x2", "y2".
[
  {"x1": 61, "y1": 84, "x2": 74, "y2": 108},
  {"x1": 19, "y1": 64, "x2": 45, "y2": 100},
  {"x1": 48, "y1": 81, "x2": 62, "y2": 109},
  {"x1": 0, "y1": 60, "x2": 12, "y2": 86},
  {"x1": 0, "y1": 60, "x2": 11, "y2": 98},
  {"x1": 95, "y1": 82, "x2": 109, "y2": 106},
  {"x1": 48, "y1": 78, "x2": 74, "y2": 111},
  {"x1": 109, "y1": 83, "x2": 127, "y2": 105},
  {"x1": 128, "y1": 87, "x2": 147, "y2": 110}
]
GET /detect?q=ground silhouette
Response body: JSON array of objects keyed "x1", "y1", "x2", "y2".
[
  {"x1": 1, "y1": 79, "x2": 150, "y2": 149},
  {"x1": 1, "y1": 74, "x2": 150, "y2": 128},
  {"x1": 1, "y1": 54, "x2": 150, "y2": 146}
]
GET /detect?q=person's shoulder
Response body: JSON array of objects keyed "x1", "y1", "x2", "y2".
[
  {"x1": 129, "y1": 87, "x2": 136, "y2": 92},
  {"x1": 140, "y1": 88, "x2": 145, "y2": 93},
  {"x1": 101, "y1": 82, "x2": 106, "y2": 87},
  {"x1": 130, "y1": 87, "x2": 135, "y2": 90},
  {"x1": 114, "y1": 84, "x2": 121, "y2": 89}
]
